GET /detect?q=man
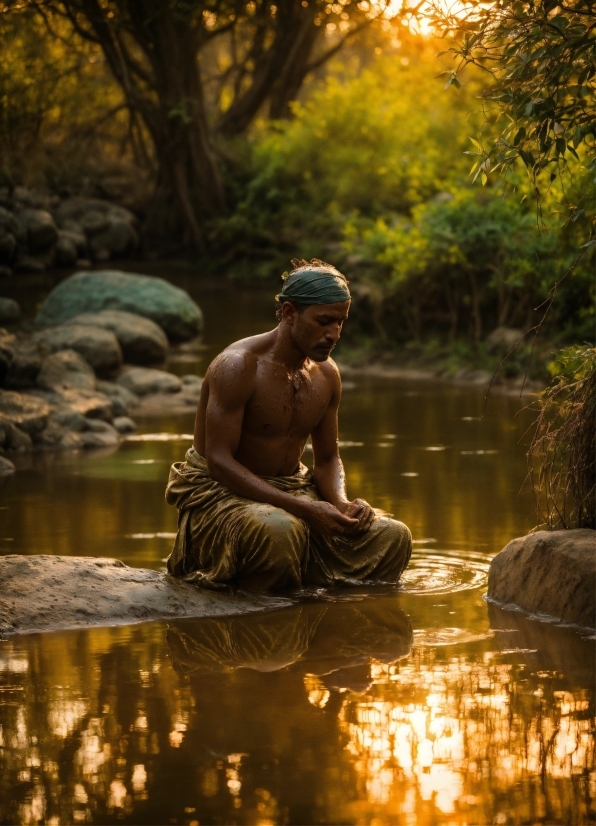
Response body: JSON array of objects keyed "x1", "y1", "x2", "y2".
[{"x1": 166, "y1": 259, "x2": 411, "y2": 591}]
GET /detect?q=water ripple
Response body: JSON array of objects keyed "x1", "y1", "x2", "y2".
[{"x1": 400, "y1": 550, "x2": 490, "y2": 594}]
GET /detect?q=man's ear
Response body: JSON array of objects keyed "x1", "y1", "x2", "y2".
[{"x1": 281, "y1": 301, "x2": 298, "y2": 326}]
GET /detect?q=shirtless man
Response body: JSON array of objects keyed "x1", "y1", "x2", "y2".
[{"x1": 166, "y1": 260, "x2": 412, "y2": 591}]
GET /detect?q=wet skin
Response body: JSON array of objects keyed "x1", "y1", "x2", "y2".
[{"x1": 194, "y1": 300, "x2": 374, "y2": 537}]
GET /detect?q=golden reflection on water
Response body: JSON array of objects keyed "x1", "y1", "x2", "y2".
[{"x1": 0, "y1": 601, "x2": 594, "y2": 825}]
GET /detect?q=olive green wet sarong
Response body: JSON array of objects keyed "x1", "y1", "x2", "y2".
[{"x1": 165, "y1": 447, "x2": 411, "y2": 592}]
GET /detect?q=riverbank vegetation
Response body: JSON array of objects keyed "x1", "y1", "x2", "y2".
[{"x1": 0, "y1": 0, "x2": 593, "y2": 379}]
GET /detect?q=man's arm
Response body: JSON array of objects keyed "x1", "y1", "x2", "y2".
[
  {"x1": 204, "y1": 352, "x2": 359, "y2": 536},
  {"x1": 311, "y1": 362, "x2": 374, "y2": 532}
]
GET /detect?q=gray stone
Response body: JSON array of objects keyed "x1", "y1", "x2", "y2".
[
  {"x1": 0, "y1": 206, "x2": 17, "y2": 235},
  {"x1": 54, "y1": 234, "x2": 78, "y2": 267},
  {"x1": 34, "y1": 324, "x2": 122, "y2": 376},
  {"x1": 37, "y1": 349, "x2": 96, "y2": 392},
  {"x1": 89, "y1": 219, "x2": 138, "y2": 259},
  {"x1": 14, "y1": 255, "x2": 45, "y2": 274},
  {"x1": 486, "y1": 327, "x2": 524, "y2": 353},
  {"x1": 80, "y1": 210, "x2": 110, "y2": 236},
  {"x1": 83, "y1": 418, "x2": 118, "y2": 434},
  {"x1": 36, "y1": 270, "x2": 203, "y2": 341},
  {"x1": 0, "y1": 391, "x2": 50, "y2": 434},
  {"x1": 133, "y1": 390, "x2": 200, "y2": 416},
  {"x1": 0, "y1": 455, "x2": 15, "y2": 475},
  {"x1": 0, "y1": 416, "x2": 33, "y2": 451},
  {"x1": 79, "y1": 428, "x2": 120, "y2": 448},
  {"x1": 95, "y1": 380, "x2": 138, "y2": 416},
  {"x1": 14, "y1": 208, "x2": 58, "y2": 251},
  {"x1": 58, "y1": 229, "x2": 87, "y2": 255},
  {"x1": 35, "y1": 421, "x2": 67, "y2": 448},
  {"x1": 181, "y1": 373, "x2": 203, "y2": 390},
  {"x1": 117, "y1": 366, "x2": 182, "y2": 396},
  {"x1": 4, "y1": 338, "x2": 44, "y2": 389},
  {"x1": 0, "y1": 265, "x2": 13, "y2": 279},
  {"x1": 0, "y1": 231, "x2": 17, "y2": 265},
  {"x1": 35, "y1": 387, "x2": 114, "y2": 421},
  {"x1": 70, "y1": 310, "x2": 168, "y2": 365},
  {"x1": 0, "y1": 555, "x2": 290, "y2": 635},
  {"x1": 488, "y1": 529, "x2": 596, "y2": 629},
  {"x1": 113, "y1": 415, "x2": 136, "y2": 433},
  {"x1": 0, "y1": 328, "x2": 15, "y2": 384},
  {"x1": 50, "y1": 408, "x2": 87, "y2": 432},
  {"x1": 0, "y1": 298, "x2": 20, "y2": 324}
]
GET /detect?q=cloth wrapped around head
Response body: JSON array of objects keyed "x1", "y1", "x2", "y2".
[{"x1": 276, "y1": 260, "x2": 350, "y2": 306}]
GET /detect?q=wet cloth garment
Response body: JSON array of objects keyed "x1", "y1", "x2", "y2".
[{"x1": 165, "y1": 447, "x2": 412, "y2": 592}]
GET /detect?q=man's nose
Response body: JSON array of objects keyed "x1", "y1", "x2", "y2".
[{"x1": 325, "y1": 325, "x2": 341, "y2": 342}]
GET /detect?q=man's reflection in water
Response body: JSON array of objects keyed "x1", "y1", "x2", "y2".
[{"x1": 167, "y1": 598, "x2": 412, "y2": 692}]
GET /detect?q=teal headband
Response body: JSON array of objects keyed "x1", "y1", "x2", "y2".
[{"x1": 276, "y1": 268, "x2": 351, "y2": 305}]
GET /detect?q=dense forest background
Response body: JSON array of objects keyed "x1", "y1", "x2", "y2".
[{"x1": 1, "y1": 0, "x2": 594, "y2": 378}]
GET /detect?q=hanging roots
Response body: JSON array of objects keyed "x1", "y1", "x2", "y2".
[{"x1": 528, "y1": 346, "x2": 596, "y2": 530}]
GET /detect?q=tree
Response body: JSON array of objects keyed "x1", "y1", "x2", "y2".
[
  {"x1": 430, "y1": 0, "x2": 595, "y2": 237},
  {"x1": 29, "y1": 0, "x2": 382, "y2": 251}
]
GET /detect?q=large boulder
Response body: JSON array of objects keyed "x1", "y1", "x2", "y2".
[
  {"x1": 37, "y1": 349, "x2": 96, "y2": 392},
  {"x1": 35, "y1": 270, "x2": 203, "y2": 341},
  {"x1": 70, "y1": 310, "x2": 168, "y2": 364},
  {"x1": 488, "y1": 529, "x2": 596, "y2": 629},
  {"x1": 0, "y1": 298, "x2": 20, "y2": 324},
  {"x1": 14, "y1": 208, "x2": 58, "y2": 251},
  {"x1": 117, "y1": 366, "x2": 182, "y2": 396},
  {"x1": 33, "y1": 387, "x2": 114, "y2": 421},
  {"x1": 4, "y1": 337, "x2": 44, "y2": 389},
  {"x1": 34, "y1": 323, "x2": 122, "y2": 375},
  {"x1": 0, "y1": 391, "x2": 51, "y2": 434},
  {"x1": 95, "y1": 380, "x2": 138, "y2": 416},
  {"x1": 0, "y1": 328, "x2": 15, "y2": 384}
]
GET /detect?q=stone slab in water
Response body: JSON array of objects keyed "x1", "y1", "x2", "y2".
[
  {"x1": 488, "y1": 529, "x2": 596, "y2": 629},
  {"x1": 0, "y1": 555, "x2": 291, "y2": 636}
]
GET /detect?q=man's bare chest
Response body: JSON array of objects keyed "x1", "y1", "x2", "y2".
[{"x1": 242, "y1": 365, "x2": 331, "y2": 437}]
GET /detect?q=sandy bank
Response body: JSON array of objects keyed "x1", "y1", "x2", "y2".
[{"x1": 0, "y1": 555, "x2": 291, "y2": 636}]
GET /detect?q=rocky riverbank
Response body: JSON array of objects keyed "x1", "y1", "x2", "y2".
[
  {"x1": 0, "y1": 555, "x2": 291, "y2": 635},
  {"x1": 0, "y1": 186, "x2": 140, "y2": 278},
  {"x1": 0, "y1": 269, "x2": 206, "y2": 475}
]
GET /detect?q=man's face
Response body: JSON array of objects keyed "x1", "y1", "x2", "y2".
[{"x1": 284, "y1": 300, "x2": 350, "y2": 361}]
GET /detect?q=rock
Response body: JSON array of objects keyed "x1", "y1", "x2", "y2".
[
  {"x1": 37, "y1": 349, "x2": 96, "y2": 392},
  {"x1": 58, "y1": 229, "x2": 87, "y2": 255},
  {"x1": 133, "y1": 391, "x2": 200, "y2": 415},
  {"x1": 76, "y1": 417, "x2": 121, "y2": 448},
  {"x1": 117, "y1": 366, "x2": 182, "y2": 396},
  {"x1": 34, "y1": 387, "x2": 114, "y2": 421},
  {"x1": 70, "y1": 310, "x2": 168, "y2": 365},
  {"x1": 0, "y1": 555, "x2": 290, "y2": 635},
  {"x1": 0, "y1": 298, "x2": 20, "y2": 324},
  {"x1": 0, "y1": 455, "x2": 15, "y2": 475},
  {"x1": 95, "y1": 380, "x2": 138, "y2": 416},
  {"x1": 54, "y1": 234, "x2": 78, "y2": 267},
  {"x1": 34, "y1": 323, "x2": 122, "y2": 376},
  {"x1": 14, "y1": 208, "x2": 58, "y2": 251},
  {"x1": 35, "y1": 421, "x2": 67, "y2": 448},
  {"x1": 488, "y1": 529, "x2": 596, "y2": 629},
  {"x1": 0, "y1": 265, "x2": 13, "y2": 278},
  {"x1": 113, "y1": 415, "x2": 136, "y2": 433},
  {"x1": 5, "y1": 423, "x2": 33, "y2": 451},
  {"x1": 0, "y1": 328, "x2": 15, "y2": 384},
  {"x1": 0, "y1": 230, "x2": 17, "y2": 264},
  {"x1": 79, "y1": 209, "x2": 110, "y2": 236},
  {"x1": 0, "y1": 391, "x2": 50, "y2": 434},
  {"x1": 4, "y1": 337, "x2": 44, "y2": 389},
  {"x1": 50, "y1": 408, "x2": 87, "y2": 431},
  {"x1": 36, "y1": 270, "x2": 203, "y2": 341},
  {"x1": 181, "y1": 373, "x2": 203, "y2": 391},
  {"x1": 486, "y1": 327, "x2": 523, "y2": 353},
  {"x1": 14, "y1": 255, "x2": 45, "y2": 274},
  {"x1": 89, "y1": 219, "x2": 138, "y2": 259},
  {"x1": 0, "y1": 206, "x2": 17, "y2": 235}
]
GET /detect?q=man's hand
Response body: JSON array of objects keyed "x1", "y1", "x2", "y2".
[
  {"x1": 301, "y1": 500, "x2": 361, "y2": 536},
  {"x1": 338, "y1": 498, "x2": 375, "y2": 532}
]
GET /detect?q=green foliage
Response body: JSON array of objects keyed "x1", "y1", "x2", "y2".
[{"x1": 429, "y1": 0, "x2": 595, "y2": 235}]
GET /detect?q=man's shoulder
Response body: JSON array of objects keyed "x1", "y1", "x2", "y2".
[
  {"x1": 312, "y1": 356, "x2": 341, "y2": 392},
  {"x1": 207, "y1": 332, "x2": 274, "y2": 381}
]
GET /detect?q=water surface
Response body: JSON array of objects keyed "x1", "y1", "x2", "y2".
[{"x1": 0, "y1": 274, "x2": 594, "y2": 824}]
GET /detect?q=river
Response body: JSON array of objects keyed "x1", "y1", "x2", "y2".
[{"x1": 0, "y1": 269, "x2": 594, "y2": 824}]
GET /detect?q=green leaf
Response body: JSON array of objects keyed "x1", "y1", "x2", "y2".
[
  {"x1": 469, "y1": 137, "x2": 482, "y2": 150},
  {"x1": 481, "y1": 172, "x2": 487, "y2": 186},
  {"x1": 513, "y1": 127, "x2": 526, "y2": 146}
]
